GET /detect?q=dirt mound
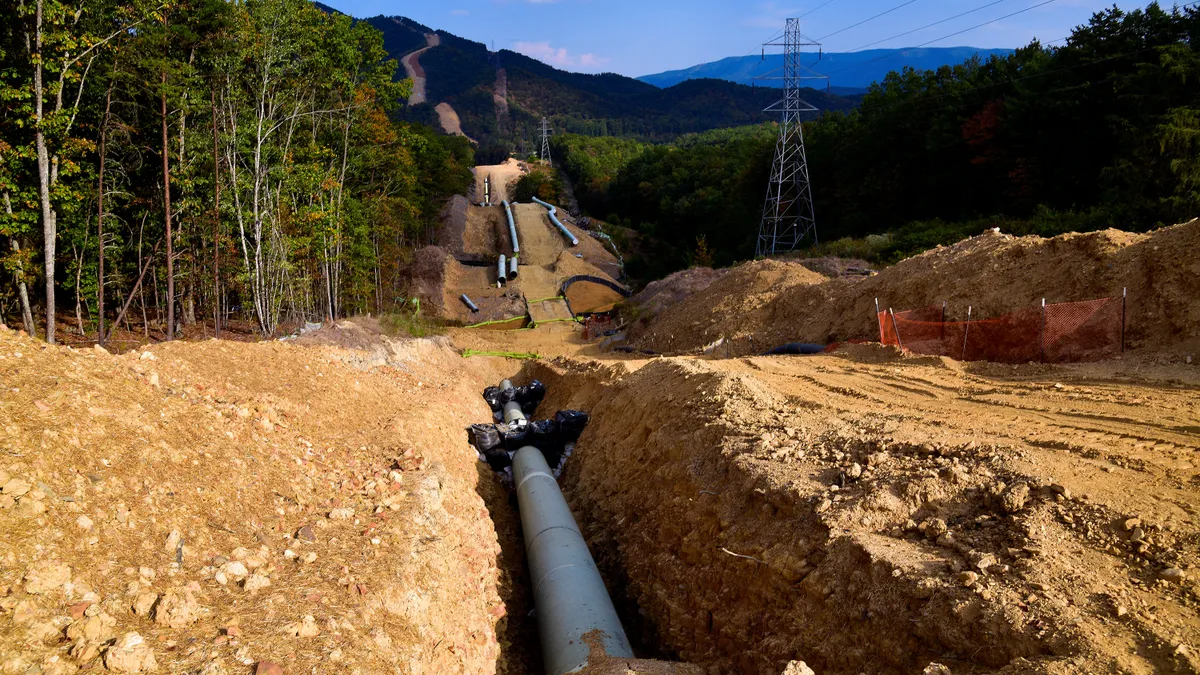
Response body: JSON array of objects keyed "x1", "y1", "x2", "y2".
[
  {"x1": 629, "y1": 267, "x2": 727, "y2": 317},
  {"x1": 628, "y1": 259, "x2": 826, "y2": 353},
  {"x1": 0, "y1": 324, "x2": 510, "y2": 675},
  {"x1": 633, "y1": 220, "x2": 1200, "y2": 356},
  {"x1": 435, "y1": 196, "x2": 471, "y2": 257},
  {"x1": 523, "y1": 352, "x2": 1200, "y2": 675}
]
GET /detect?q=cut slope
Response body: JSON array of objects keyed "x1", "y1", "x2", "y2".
[
  {"x1": 0, "y1": 326, "x2": 506, "y2": 674},
  {"x1": 633, "y1": 220, "x2": 1200, "y2": 356}
]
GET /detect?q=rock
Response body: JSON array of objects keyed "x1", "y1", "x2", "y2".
[
  {"x1": 296, "y1": 525, "x2": 315, "y2": 542},
  {"x1": 131, "y1": 592, "x2": 158, "y2": 617},
  {"x1": 164, "y1": 530, "x2": 182, "y2": 554},
  {"x1": 973, "y1": 553, "x2": 999, "y2": 573},
  {"x1": 1115, "y1": 605, "x2": 1128, "y2": 617},
  {"x1": 956, "y1": 571, "x2": 980, "y2": 587},
  {"x1": 104, "y1": 632, "x2": 157, "y2": 673},
  {"x1": 66, "y1": 612, "x2": 116, "y2": 642},
  {"x1": 782, "y1": 661, "x2": 816, "y2": 675},
  {"x1": 255, "y1": 662, "x2": 284, "y2": 675},
  {"x1": 76, "y1": 515, "x2": 94, "y2": 530},
  {"x1": 846, "y1": 463, "x2": 863, "y2": 479},
  {"x1": 14, "y1": 496, "x2": 46, "y2": 516},
  {"x1": 222, "y1": 561, "x2": 249, "y2": 579},
  {"x1": 1001, "y1": 482, "x2": 1030, "y2": 513},
  {"x1": 925, "y1": 519, "x2": 948, "y2": 540},
  {"x1": 815, "y1": 498, "x2": 831, "y2": 513},
  {"x1": 140, "y1": 351, "x2": 156, "y2": 361},
  {"x1": 1160, "y1": 568, "x2": 1186, "y2": 584},
  {"x1": 328, "y1": 508, "x2": 354, "y2": 520},
  {"x1": 923, "y1": 665, "x2": 953, "y2": 675},
  {"x1": 1124, "y1": 517, "x2": 1142, "y2": 531},
  {"x1": 243, "y1": 573, "x2": 271, "y2": 593},
  {"x1": 71, "y1": 639, "x2": 101, "y2": 665},
  {"x1": 287, "y1": 615, "x2": 320, "y2": 638},
  {"x1": 154, "y1": 588, "x2": 200, "y2": 627},
  {"x1": 1050, "y1": 484, "x2": 1072, "y2": 499},
  {"x1": 2, "y1": 478, "x2": 31, "y2": 496},
  {"x1": 302, "y1": 552, "x2": 317, "y2": 564},
  {"x1": 26, "y1": 619, "x2": 61, "y2": 643},
  {"x1": 1130, "y1": 527, "x2": 1146, "y2": 543},
  {"x1": 24, "y1": 561, "x2": 72, "y2": 594},
  {"x1": 0, "y1": 494, "x2": 14, "y2": 510}
]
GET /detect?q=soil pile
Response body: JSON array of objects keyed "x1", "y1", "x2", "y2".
[
  {"x1": 525, "y1": 351, "x2": 1200, "y2": 675},
  {"x1": 629, "y1": 267, "x2": 727, "y2": 317},
  {"x1": 0, "y1": 325, "x2": 509, "y2": 675},
  {"x1": 628, "y1": 259, "x2": 826, "y2": 353},
  {"x1": 633, "y1": 220, "x2": 1200, "y2": 356}
]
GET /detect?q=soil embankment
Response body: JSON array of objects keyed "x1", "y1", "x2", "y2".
[{"x1": 632, "y1": 220, "x2": 1200, "y2": 357}]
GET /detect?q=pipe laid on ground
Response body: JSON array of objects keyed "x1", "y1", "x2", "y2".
[
  {"x1": 508, "y1": 256, "x2": 519, "y2": 279},
  {"x1": 503, "y1": 200, "x2": 520, "y2": 255},
  {"x1": 498, "y1": 254, "x2": 508, "y2": 287},
  {"x1": 532, "y1": 197, "x2": 579, "y2": 246},
  {"x1": 512, "y1": 447, "x2": 633, "y2": 674},
  {"x1": 460, "y1": 294, "x2": 480, "y2": 313}
]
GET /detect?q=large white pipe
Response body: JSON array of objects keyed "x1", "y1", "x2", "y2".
[
  {"x1": 513, "y1": 446, "x2": 633, "y2": 674},
  {"x1": 532, "y1": 197, "x2": 579, "y2": 246},
  {"x1": 498, "y1": 254, "x2": 508, "y2": 287},
  {"x1": 503, "y1": 200, "x2": 520, "y2": 254}
]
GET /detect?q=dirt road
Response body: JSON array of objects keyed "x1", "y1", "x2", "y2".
[{"x1": 400, "y1": 33, "x2": 438, "y2": 106}]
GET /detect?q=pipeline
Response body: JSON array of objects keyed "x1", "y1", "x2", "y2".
[
  {"x1": 494, "y1": 379, "x2": 634, "y2": 674},
  {"x1": 460, "y1": 294, "x2": 480, "y2": 313},
  {"x1": 484, "y1": 174, "x2": 492, "y2": 207},
  {"x1": 497, "y1": 254, "x2": 508, "y2": 287},
  {"x1": 503, "y1": 200, "x2": 520, "y2": 255},
  {"x1": 532, "y1": 197, "x2": 579, "y2": 247},
  {"x1": 508, "y1": 256, "x2": 519, "y2": 279}
]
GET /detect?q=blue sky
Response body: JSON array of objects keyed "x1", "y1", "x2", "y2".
[{"x1": 321, "y1": 0, "x2": 1159, "y2": 77}]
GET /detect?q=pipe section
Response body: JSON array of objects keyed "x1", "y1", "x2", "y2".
[
  {"x1": 508, "y1": 256, "x2": 519, "y2": 279},
  {"x1": 500, "y1": 379, "x2": 525, "y2": 424},
  {"x1": 498, "y1": 254, "x2": 508, "y2": 286},
  {"x1": 532, "y1": 197, "x2": 579, "y2": 247},
  {"x1": 512, "y1": 446, "x2": 633, "y2": 674},
  {"x1": 503, "y1": 200, "x2": 520, "y2": 254},
  {"x1": 460, "y1": 294, "x2": 480, "y2": 313}
]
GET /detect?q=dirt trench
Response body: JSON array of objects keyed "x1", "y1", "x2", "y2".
[{"x1": 483, "y1": 348, "x2": 1200, "y2": 675}]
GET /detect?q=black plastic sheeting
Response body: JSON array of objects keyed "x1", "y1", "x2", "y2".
[
  {"x1": 466, "y1": 410, "x2": 591, "y2": 475},
  {"x1": 763, "y1": 343, "x2": 828, "y2": 356},
  {"x1": 559, "y1": 275, "x2": 632, "y2": 300}
]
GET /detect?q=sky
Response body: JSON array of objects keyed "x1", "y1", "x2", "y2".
[{"x1": 320, "y1": 0, "x2": 1160, "y2": 77}]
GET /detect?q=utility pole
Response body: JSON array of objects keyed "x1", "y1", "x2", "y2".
[
  {"x1": 755, "y1": 19, "x2": 826, "y2": 257},
  {"x1": 540, "y1": 117, "x2": 553, "y2": 166}
]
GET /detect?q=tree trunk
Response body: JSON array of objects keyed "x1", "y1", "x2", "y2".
[
  {"x1": 211, "y1": 87, "x2": 221, "y2": 338},
  {"x1": 32, "y1": 0, "x2": 57, "y2": 343},
  {"x1": 161, "y1": 74, "x2": 175, "y2": 340},
  {"x1": 97, "y1": 76, "x2": 113, "y2": 345},
  {"x1": 74, "y1": 244, "x2": 84, "y2": 336},
  {"x1": 4, "y1": 192, "x2": 37, "y2": 337},
  {"x1": 107, "y1": 238, "x2": 163, "y2": 344}
]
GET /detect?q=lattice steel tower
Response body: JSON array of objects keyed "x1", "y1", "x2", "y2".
[
  {"x1": 756, "y1": 19, "x2": 826, "y2": 256},
  {"x1": 540, "y1": 117, "x2": 553, "y2": 165}
]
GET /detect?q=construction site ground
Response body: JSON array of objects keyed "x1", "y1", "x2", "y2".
[{"x1": 3, "y1": 221, "x2": 1199, "y2": 675}]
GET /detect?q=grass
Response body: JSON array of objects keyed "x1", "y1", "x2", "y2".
[{"x1": 379, "y1": 311, "x2": 447, "y2": 338}]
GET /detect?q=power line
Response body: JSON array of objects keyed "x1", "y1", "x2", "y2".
[
  {"x1": 816, "y1": 0, "x2": 923, "y2": 42},
  {"x1": 844, "y1": 0, "x2": 1015, "y2": 53},
  {"x1": 824, "y1": 0, "x2": 1062, "y2": 77},
  {"x1": 798, "y1": 0, "x2": 840, "y2": 20}
]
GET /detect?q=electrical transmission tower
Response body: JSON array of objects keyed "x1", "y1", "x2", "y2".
[
  {"x1": 755, "y1": 19, "x2": 827, "y2": 257},
  {"x1": 540, "y1": 117, "x2": 553, "y2": 165}
]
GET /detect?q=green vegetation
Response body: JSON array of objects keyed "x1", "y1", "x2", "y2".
[
  {"x1": 1, "y1": 0, "x2": 471, "y2": 342},
  {"x1": 555, "y1": 3, "x2": 1200, "y2": 281},
  {"x1": 512, "y1": 163, "x2": 567, "y2": 204}
]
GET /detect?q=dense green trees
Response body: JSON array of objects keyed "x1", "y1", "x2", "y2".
[
  {"x1": 557, "y1": 3, "x2": 1200, "y2": 280},
  {"x1": 1, "y1": 0, "x2": 471, "y2": 342}
]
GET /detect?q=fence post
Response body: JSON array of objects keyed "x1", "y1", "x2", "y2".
[
  {"x1": 875, "y1": 297, "x2": 882, "y2": 343},
  {"x1": 1121, "y1": 287, "x2": 1127, "y2": 355},
  {"x1": 889, "y1": 308, "x2": 904, "y2": 351},
  {"x1": 961, "y1": 306, "x2": 972, "y2": 361},
  {"x1": 1040, "y1": 298, "x2": 1046, "y2": 363}
]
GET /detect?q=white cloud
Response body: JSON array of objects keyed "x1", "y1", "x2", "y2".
[
  {"x1": 450, "y1": 8, "x2": 469, "y2": 15},
  {"x1": 513, "y1": 40, "x2": 611, "y2": 70}
]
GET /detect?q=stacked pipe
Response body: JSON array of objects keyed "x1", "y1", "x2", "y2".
[
  {"x1": 532, "y1": 197, "x2": 579, "y2": 246},
  {"x1": 466, "y1": 380, "x2": 633, "y2": 674}
]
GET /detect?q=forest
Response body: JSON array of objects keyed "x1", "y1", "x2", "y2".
[
  {"x1": 0, "y1": 0, "x2": 472, "y2": 344},
  {"x1": 554, "y1": 3, "x2": 1200, "y2": 280}
]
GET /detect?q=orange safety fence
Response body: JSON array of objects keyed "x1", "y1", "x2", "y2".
[{"x1": 878, "y1": 296, "x2": 1124, "y2": 364}]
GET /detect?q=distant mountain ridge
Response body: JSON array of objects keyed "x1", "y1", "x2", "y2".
[
  {"x1": 639, "y1": 47, "x2": 1015, "y2": 90},
  {"x1": 309, "y1": 4, "x2": 860, "y2": 154}
]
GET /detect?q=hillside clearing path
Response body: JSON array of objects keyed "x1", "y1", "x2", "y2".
[{"x1": 401, "y1": 33, "x2": 438, "y2": 106}]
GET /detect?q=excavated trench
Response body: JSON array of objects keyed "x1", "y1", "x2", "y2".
[{"x1": 475, "y1": 357, "x2": 1073, "y2": 675}]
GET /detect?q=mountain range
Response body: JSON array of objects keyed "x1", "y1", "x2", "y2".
[
  {"x1": 315, "y1": 3, "x2": 1012, "y2": 153},
  {"x1": 637, "y1": 47, "x2": 1015, "y2": 92}
]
